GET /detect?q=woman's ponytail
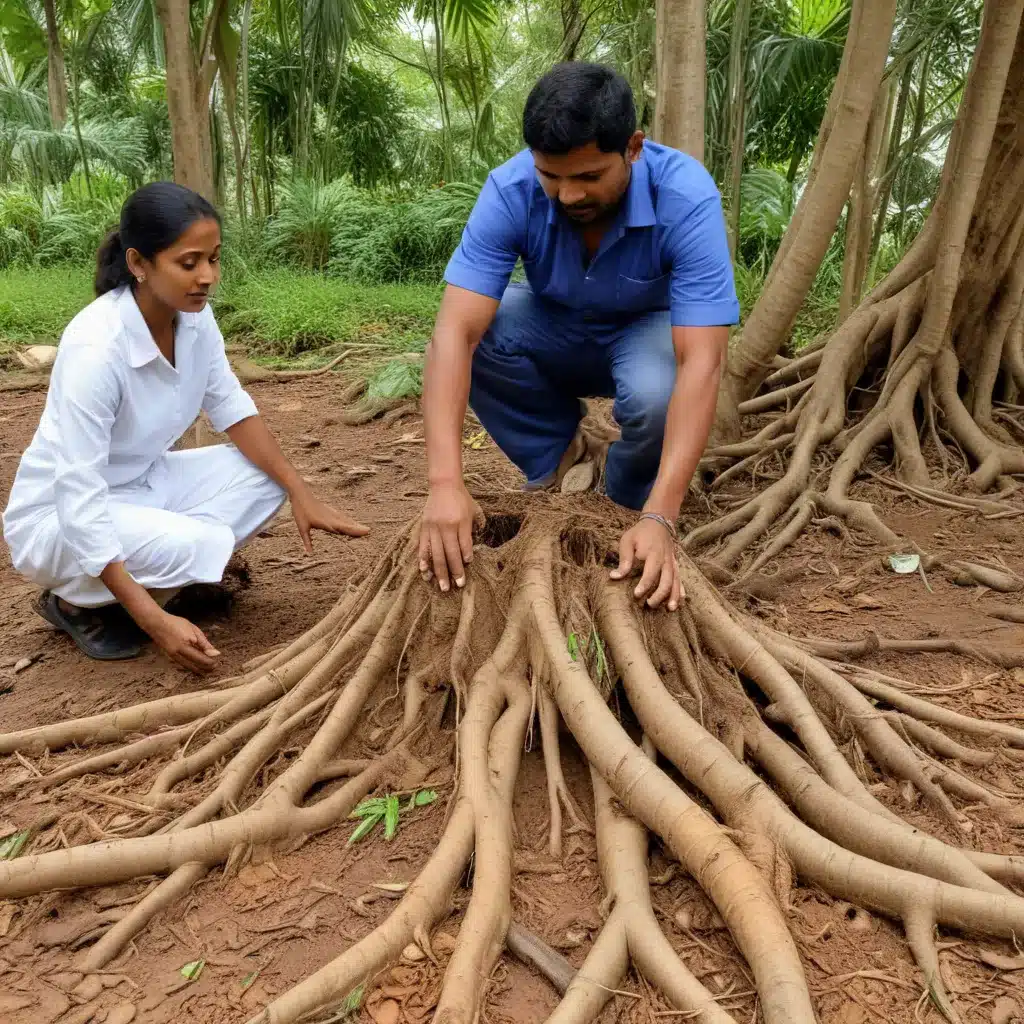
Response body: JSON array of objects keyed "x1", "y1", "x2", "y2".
[{"x1": 94, "y1": 229, "x2": 135, "y2": 297}]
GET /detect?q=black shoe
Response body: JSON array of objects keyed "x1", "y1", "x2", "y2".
[{"x1": 34, "y1": 592, "x2": 145, "y2": 661}]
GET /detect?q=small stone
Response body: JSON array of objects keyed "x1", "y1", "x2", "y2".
[
  {"x1": 401, "y1": 943, "x2": 424, "y2": 963},
  {"x1": 73, "y1": 976, "x2": 104, "y2": 1002},
  {"x1": 13, "y1": 656, "x2": 36, "y2": 673},
  {"x1": 432, "y1": 932, "x2": 457, "y2": 953},
  {"x1": 299, "y1": 435, "x2": 321, "y2": 449},
  {"x1": 104, "y1": 1004, "x2": 137, "y2": 1024},
  {"x1": 370, "y1": 999, "x2": 401, "y2": 1024},
  {"x1": 550, "y1": 873, "x2": 567, "y2": 884},
  {"x1": 674, "y1": 907, "x2": 692, "y2": 931}
]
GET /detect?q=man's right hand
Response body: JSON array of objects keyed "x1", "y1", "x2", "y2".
[{"x1": 419, "y1": 480, "x2": 477, "y2": 592}]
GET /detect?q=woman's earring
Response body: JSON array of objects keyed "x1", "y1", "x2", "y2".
[{"x1": 138, "y1": 274, "x2": 146, "y2": 283}]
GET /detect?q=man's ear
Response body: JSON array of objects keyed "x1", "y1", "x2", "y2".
[{"x1": 626, "y1": 130, "x2": 645, "y2": 164}]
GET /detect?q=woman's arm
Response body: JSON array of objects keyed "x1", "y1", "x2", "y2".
[
  {"x1": 225, "y1": 416, "x2": 368, "y2": 551},
  {"x1": 100, "y1": 563, "x2": 220, "y2": 672}
]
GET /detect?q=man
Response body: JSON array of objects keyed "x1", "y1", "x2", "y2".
[{"x1": 419, "y1": 62, "x2": 739, "y2": 610}]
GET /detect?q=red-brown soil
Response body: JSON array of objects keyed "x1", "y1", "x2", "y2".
[{"x1": 1, "y1": 377, "x2": 1023, "y2": 1023}]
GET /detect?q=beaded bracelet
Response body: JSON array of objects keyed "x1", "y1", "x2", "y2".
[{"x1": 639, "y1": 511, "x2": 677, "y2": 538}]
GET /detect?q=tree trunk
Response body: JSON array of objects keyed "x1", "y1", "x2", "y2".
[
  {"x1": 156, "y1": 0, "x2": 215, "y2": 199},
  {"x1": 867, "y1": 57, "x2": 914, "y2": 279},
  {"x1": 839, "y1": 81, "x2": 890, "y2": 320},
  {"x1": 693, "y1": 1, "x2": 1024, "y2": 570},
  {"x1": 725, "y1": 0, "x2": 753, "y2": 255},
  {"x1": 42, "y1": 0, "x2": 67, "y2": 128},
  {"x1": 715, "y1": 0, "x2": 899, "y2": 433},
  {"x1": 653, "y1": 0, "x2": 706, "y2": 161}
]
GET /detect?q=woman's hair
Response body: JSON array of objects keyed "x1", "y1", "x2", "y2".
[{"x1": 95, "y1": 182, "x2": 221, "y2": 297}]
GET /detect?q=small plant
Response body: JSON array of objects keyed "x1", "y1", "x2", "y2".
[{"x1": 347, "y1": 789, "x2": 438, "y2": 845}]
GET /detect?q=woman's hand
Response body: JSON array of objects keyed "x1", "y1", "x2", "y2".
[
  {"x1": 290, "y1": 489, "x2": 370, "y2": 553},
  {"x1": 142, "y1": 609, "x2": 221, "y2": 673}
]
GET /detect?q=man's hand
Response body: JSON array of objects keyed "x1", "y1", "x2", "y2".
[
  {"x1": 291, "y1": 491, "x2": 369, "y2": 554},
  {"x1": 419, "y1": 481, "x2": 478, "y2": 592},
  {"x1": 610, "y1": 517, "x2": 683, "y2": 610},
  {"x1": 142, "y1": 609, "x2": 221, "y2": 673}
]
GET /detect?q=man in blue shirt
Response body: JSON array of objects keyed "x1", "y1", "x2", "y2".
[{"x1": 419, "y1": 62, "x2": 739, "y2": 610}]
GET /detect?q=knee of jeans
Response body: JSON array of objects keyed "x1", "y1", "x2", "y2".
[{"x1": 617, "y1": 376, "x2": 674, "y2": 434}]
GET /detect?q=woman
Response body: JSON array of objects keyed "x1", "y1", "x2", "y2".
[{"x1": 3, "y1": 182, "x2": 367, "y2": 672}]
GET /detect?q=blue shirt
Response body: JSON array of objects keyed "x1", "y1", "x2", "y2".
[{"x1": 444, "y1": 141, "x2": 740, "y2": 327}]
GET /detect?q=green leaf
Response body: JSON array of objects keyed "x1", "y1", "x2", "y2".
[
  {"x1": 344, "y1": 983, "x2": 365, "y2": 1011},
  {"x1": 384, "y1": 795, "x2": 400, "y2": 840},
  {"x1": 180, "y1": 959, "x2": 205, "y2": 981},
  {"x1": 349, "y1": 797, "x2": 387, "y2": 819},
  {"x1": 0, "y1": 830, "x2": 30, "y2": 860},
  {"x1": 348, "y1": 812, "x2": 383, "y2": 845},
  {"x1": 567, "y1": 633, "x2": 580, "y2": 662},
  {"x1": 366, "y1": 359, "x2": 422, "y2": 401},
  {"x1": 240, "y1": 970, "x2": 259, "y2": 990},
  {"x1": 413, "y1": 789, "x2": 438, "y2": 807}
]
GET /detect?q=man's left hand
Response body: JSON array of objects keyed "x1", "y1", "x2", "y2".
[{"x1": 610, "y1": 517, "x2": 682, "y2": 611}]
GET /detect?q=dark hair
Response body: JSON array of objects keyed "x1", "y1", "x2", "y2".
[
  {"x1": 95, "y1": 182, "x2": 221, "y2": 297},
  {"x1": 523, "y1": 63, "x2": 636, "y2": 155}
]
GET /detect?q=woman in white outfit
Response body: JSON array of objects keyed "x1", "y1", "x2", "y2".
[{"x1": 3, "y1": 182, "x2": 368, "y2": 670}]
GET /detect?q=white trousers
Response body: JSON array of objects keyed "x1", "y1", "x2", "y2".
[{"x1": 10, "y1": 445, "x2": 286, "y2": 608}]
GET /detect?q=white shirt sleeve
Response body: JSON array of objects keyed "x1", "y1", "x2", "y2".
[
  {"x1": 51, "y1": 348, "x2": 127, "y2": 577},
  {"x1": 202, "y1": 318, "x2": 259, "y2": 432}
]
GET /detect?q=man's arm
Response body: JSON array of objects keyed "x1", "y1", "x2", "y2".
[
  {"x1": 645, "y1": 325, "x2": 728, "y2": 520},
  {"x1": 419, "y1": 285, "x2": 499, "y2": 591}
]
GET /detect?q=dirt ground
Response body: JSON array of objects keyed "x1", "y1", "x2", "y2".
[{"x1": 1, "y1": 376, "x2": 1024, "y2": 1024}]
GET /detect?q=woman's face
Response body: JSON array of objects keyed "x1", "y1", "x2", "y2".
[{"x1": 129, "y1": 217, "x2": 222, "y2": 314}]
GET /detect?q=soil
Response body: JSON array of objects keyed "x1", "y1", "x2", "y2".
[{"x1": 1, "y1": 377, "x2": 1023, "y2": 1024}]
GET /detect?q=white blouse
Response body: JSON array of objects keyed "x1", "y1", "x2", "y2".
[{"x1": 3, "y1": 286, "x2": 258, "y2": 578}]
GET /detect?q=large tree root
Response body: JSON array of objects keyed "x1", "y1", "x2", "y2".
[
  {"x1": 2, "y1": 496, "x2": 1024, "y2": 1023},
  {"x1": 694, "y1": 7, "x2": 1024, "y2": 583}
]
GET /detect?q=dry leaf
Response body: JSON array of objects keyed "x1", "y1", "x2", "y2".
[
  {"x1": 972, "y1": 688, "x2": 994, "y2": 704},
  {"x1": 850, "y1": 593, "x2": 886, "y2": 609},
  {"x1": 979, "y1": 949, "x2": 1024, "y2": 971},
  {"x1": 806, "y1": 597, "x2": 851, "y2": 614}
]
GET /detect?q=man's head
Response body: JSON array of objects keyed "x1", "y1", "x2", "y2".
[{"x1": 523, "y1": 62, "x2": 644, "y2": 225}]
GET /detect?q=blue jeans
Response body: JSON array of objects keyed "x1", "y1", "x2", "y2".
[{"x1": 470, "y1": 284, "x2": 675, "y2": 510}]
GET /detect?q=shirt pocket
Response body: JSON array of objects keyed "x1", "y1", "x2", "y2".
[{"x1": 617, "y1": 272, "x2": 670, "y2": 313}]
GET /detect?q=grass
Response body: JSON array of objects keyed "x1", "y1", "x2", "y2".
[
  {"x1": 0, "y1": 265, "x2": 440, "y2": 360},
  {"x1": 0, "y1": 266, "x2": 95, "y2": 343}
]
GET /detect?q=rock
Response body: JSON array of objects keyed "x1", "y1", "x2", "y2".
[
  {"x1": 560, "y1": 461, "x2": 595, "y2": 494},
  {"x1": 370, "y1": 999, "x2": 401, "y2": 1024},
  {"x1": 73, "y1": 976, "x2": 104, "y2": 1001},
  {"x1": 299, "y1": 435, "x2": 321, "y2": 449},
  {"x1": 844, "y1": 906, "x2": 874, "y2": 933},
  {"x1": 993, "y1": 996, "x2": 1021, "y2": 1024},
  {"x1": 400, "y1": 943, "x2": 424, "y2": 962},
  {"x1": 432, "y1": 931, "x2": 457, "y2": 954},
  {"x1": 104, "y1": 1004, "x2": 137, "y2": 1024},
  {"x1": 16, "y1": 345, "x2": 58, "y2": 371}
]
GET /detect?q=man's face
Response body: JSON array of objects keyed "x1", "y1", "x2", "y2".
[{"x1": 532, "y1": 132, "x2": 644, "y2": 225}]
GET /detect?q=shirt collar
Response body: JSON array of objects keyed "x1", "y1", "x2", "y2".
[
  {"x1": 117, "y1": 286, "x2": 196, "y2": 369},
  {"x1": 544, "y1": 148, "x2": 657, "y2": 229}
]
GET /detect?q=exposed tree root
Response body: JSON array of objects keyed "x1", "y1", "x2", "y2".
[
  {"x1": 3, "y1": 495, "x2": 1024, "y2": 1024},
  {"x1": 696, "y1": 9, "x2": 1024, "y2": 582}
]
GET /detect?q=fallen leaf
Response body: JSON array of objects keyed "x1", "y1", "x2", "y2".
[
  {"x1": 180, "y1": 959, "x2": 205, "y2": 981},
  {"x1": 972, "y1": 689, "x2": 994, "y2": 704},
  {"x1": 979, "y1": 949, "x2": 1024, "y2": 971},
  {"x1": 850, "y1": 593, "x2": 886, "y2": 609},
  {"x1": 806, "y1": 597, "x2": 851, "y2": 614},
  {"x1": 104, "y1": 1003, "x2": 137, "y2": 1024},
  {"x1": 889, "y1": 553, "x2": 921, "y2": 574}
]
